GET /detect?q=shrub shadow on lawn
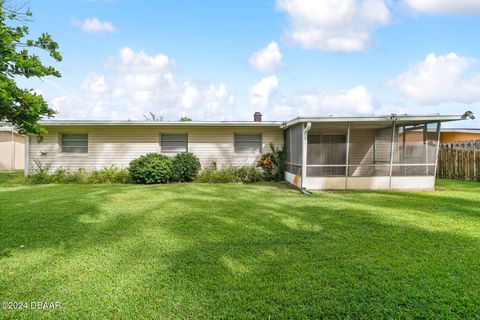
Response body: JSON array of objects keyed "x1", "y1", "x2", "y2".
[{"x1": 0, "y1": 184, "x2": 148, "y2": 255}]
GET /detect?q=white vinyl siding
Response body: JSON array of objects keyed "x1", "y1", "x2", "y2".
[
  {"x1": 160, "y1": 134, "x2": 187, "y2": 153},
  {"x1": 29, "y1": 126, "x2": 283, "y2": 172},
  {"x1": 61, "y1": 133, "x2": 88, "y2": 153},
  {"x1": 234, "y1": 134, "x2": 261, "y2": 154}
]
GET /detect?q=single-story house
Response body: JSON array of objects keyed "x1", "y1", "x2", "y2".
[
  {"x1": 0, "y1": 125, "x2": 25, "y2": 170},
  {"x1": 25, "y1": 111, "x2": 475, "y2": 190},
  {"x1": 439, "y1": 128, "x2": 480, "y2": 143}
]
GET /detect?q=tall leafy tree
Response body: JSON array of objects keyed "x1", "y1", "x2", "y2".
[{"x1": 0, "y1": 0, "x2": 62, "y2": 134}]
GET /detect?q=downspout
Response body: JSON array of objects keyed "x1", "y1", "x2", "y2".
[
  {"x1": 388, "y1": 115, "x2": 397, "y2": 189},
  {"x1": 301, "y1": 122, "x2": 311, "y2": 192},
  {"x1": 24, "y1": 135, "x2": 30, "y2": 176}
]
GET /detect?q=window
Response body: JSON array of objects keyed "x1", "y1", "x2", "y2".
[
  {"x1": 234, "y1": 134, "x2": 262, "y2": 154},
  {"x1": 61, "y1": 133, "x2": 88, "y2": 153},
  {"x1": 161, "y1": 134, "x2": 188, "y2": 153}
]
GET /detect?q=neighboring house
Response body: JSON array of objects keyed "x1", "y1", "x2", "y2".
[
  {"x1": 0, "y1": 126, "x2": 25, "y2": 170},
  {"x1": 439, "y1": 128, "x2": 480, "y2": 143},
  {"x1": 26, "y1": 111, "x2": 475, "y2": 190}
]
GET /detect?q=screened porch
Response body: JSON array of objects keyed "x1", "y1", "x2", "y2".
[{"x1": 282, "y1": 114, "x2": 460, "y2": 190}]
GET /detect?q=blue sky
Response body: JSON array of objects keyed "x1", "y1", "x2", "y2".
[{"x1": 17, "y1": 0, "x2": 480, "y2": 127}]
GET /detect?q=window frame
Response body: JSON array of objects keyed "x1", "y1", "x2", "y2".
[
  {"x1": 160, "y1": 133, "x2": 188, "y2": 153},
  {"x1": 60, "y1": 133, "x2": 89, "y2": 154},
  {"x1": 234, "y1": 133, "x2": 262, "y2": 154}
]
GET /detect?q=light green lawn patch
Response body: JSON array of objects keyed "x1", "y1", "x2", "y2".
[
  {"x1": 0, "y1": 170, "x2": 23, "y2": 185},
  {"x1": 0, "y1": 175, "x2": 479, "y2": 319}
]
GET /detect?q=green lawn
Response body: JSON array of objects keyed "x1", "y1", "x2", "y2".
[{"x1": 1, "y1": 172, "x2": 479, "y2": 319}]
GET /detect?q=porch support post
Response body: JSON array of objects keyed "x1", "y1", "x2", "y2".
[
  {"x1": 424, "y1": 123, "x2": 428, "y2": 175},
  {"x1": 345, "y1": 122, "x2": 351, "y2": 190},
  {"x1": 434, "y1": 121, "x2": 442, "y2": 177},
  {"x1": 24, "y1": 135, "x2": 30, "y2": 176},
  {"x1": 388, "y1": 116, "x2": 397, "y2": 189},
  {"x1": 301, "y1": 122, "x2": 311, "y2": 190}
]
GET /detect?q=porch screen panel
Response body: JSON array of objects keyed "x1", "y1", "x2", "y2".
[
  {"x1": 348, "y1": 127, "x2": 385, "y2": 177},
  {"x1": 323, "y1": 135, "x2": 346, "y2": 176},
  {"x1": 307, "y1": 134, "x2": 346, "y2": 177},
  {"x1": 347, "y1": 126, "x2": 393, "y2": 177},
  {"x1": 373, "y1": 126, "x2": 396, "y2": 176},
  {"x1": 393, "y1": 122, "x2": 438, "y2": 176},
  {"x1": 285, "y1": 124, "x2": 302, "y2": 175},
  {"x1": 374, "y1": 127, "x2": 393, "y2": 163}
]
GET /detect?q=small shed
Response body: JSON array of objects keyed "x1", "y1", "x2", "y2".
[{"x1": 0, "y1": 126, "x2": 25, "y2": 170}]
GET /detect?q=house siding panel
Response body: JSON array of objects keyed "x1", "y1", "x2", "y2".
[{"x1": 29, "y1": 125, "x2": 283, "y2": 172}]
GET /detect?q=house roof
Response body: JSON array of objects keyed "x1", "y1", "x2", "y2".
[
  {"x1": 38, "y1": 111, "x2": 475, "y2": 129},
  {"x1": 38, "y1": 120, "x2": 284, "y2": 127},
  {"x1": 0, "y1": 126, "x2": 22, "y2": 135},
  {"x1": 440, "y1": 128, "x2": 480, "y2": 134}
]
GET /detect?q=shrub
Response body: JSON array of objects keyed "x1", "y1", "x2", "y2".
[
  {"x1": 257, "y1": 153, "x2": 275, "y2": 180},
  {"x1": 89, "y1": 166, "x2": 131, "y2": 184},
  {"x1": 196, "y1": 168, "x2": 236, "y2": 183},
  {"x1": 195, "y1": 166, "x2": 262, "y2": 184},
  {"x1": 32, "y1": 159, "x2": 52, "y2": 173},
  {"x1": 257, "y1": 143, "x2": 286, "y2": 181},
  {"x1": 25, "y1": 167, "x2": 130, "y2": 184},
  {"x1": 129, "y1": 153, "x2": 174, "y2": 184},
  {"x1": 234, "y1": 166, "x2": 262, "y2": 183},
  {"x1": 26, "y1": 171, "x2": 53, "y2": 184},
  {"x1": 173, "y1": 152, "x2": 201, "y2": 182},
  {"x1": 68, "y1": 170, "x2": 90, "y2": 184}
]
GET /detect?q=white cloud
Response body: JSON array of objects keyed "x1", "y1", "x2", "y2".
[
  {"x1": 249, "y1": 42, "x2": 283, "y2": 72},
  {"x1": 53, "y1": 47, "x2": 235, "y2": 120},
  {"x1": 81, "y1": 73, "x2": 109, "y2": 94},
  {"x1": 250, "y1": 75, "x2": 279, "y2": 107},
  {"x1": 391, "y1": 53, "x2": 480, "y2": 104},
  {"x1": 404, "y1": 0, "x2": 480, "y2": 15},
  {"x1": 71, "y1": 18, "x2": 117, "y2": 33},
  {"x1": 316, "y1": 85, "x2": 375, "y2": 114},
  {"x1": 248, "y1": 76, "x2": 374, "y2": 120},
  {"x1": 276, "y1": 0, "x2": 390, "y2": 51},
  {"x1": 273, "y1": 85, "x2": 374, "y2": 119}
]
